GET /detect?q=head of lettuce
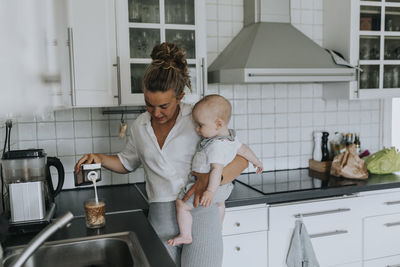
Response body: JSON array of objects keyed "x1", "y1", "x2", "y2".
[{"x1": 364, "y1": 147, "x2": 400, "y2": 174}]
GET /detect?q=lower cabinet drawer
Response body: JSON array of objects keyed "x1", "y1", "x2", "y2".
[
  {"x1": 364, "y1": 213, "x2": 400, "y2": 260},
  {"x1": 223, "y1": 206, "x2": 268, "y2": 235},
  {"x1": 222, "y1": 231, "x2": 267, "y2": 267},
  {"x1": 364, "y1": 254, "x2": 400, "y2": 267}
]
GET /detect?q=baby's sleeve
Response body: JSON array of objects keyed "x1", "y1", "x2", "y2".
[{"x1": 206, "y1": 141, "x2": 230, "y2": 165}]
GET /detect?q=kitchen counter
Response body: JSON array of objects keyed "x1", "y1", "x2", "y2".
[{"x1": 3, "y1": 211, "x2": 176, "y2": 267}]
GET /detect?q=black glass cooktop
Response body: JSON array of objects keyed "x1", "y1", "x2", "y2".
[{"x1": 235, "y1": 168, "x2": 366, "y2": 195}]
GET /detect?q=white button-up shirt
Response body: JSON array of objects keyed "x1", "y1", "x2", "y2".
[{"x1": 118, "y1": 103, "x2": 199, "y2": 203}]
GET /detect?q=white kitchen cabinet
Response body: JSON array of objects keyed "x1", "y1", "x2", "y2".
[
  {"x1": 115, "y1": 0, "x2": 207, "y2": 106},
  {"x1": 222, "y1": 204, "x2": 268, "y2": 267},
  {"x1": 323, "y1": 0, "x2": 400, "y2": 99},
  {"x1": 268, "y1": 196, "x2": 363, "y2": 267},
  {"x1": 66, "y1": 0, "x2": 119, "y2": 107}
]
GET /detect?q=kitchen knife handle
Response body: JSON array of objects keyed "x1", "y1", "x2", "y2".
[
  {"x1": 67, "y1": 28, "x2": 76, "y2": 106},
  {"x1": 113, "y1": 56, "x2": 121, "y2": 105},
  {"x1": 294, "y1": 208, "x2": 351, "y2": 218}
]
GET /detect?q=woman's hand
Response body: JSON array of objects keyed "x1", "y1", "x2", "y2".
[
  {"x1": 182, "y1": 171, "x2": 210, "y2": 207},
  {"x1": 74, "y1": 153, "x2": 102, "y2": 174}
]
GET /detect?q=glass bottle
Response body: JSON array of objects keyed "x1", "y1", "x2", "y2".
[
  {"x1": 321, "y1": 132, "x2": 330, "y2": 162},
  {"x1": 346, "y1": 133, "x2": 353, "y2": 146},
  {"x1": 354, "y1": 133, "x2": 361, "y2": 155}
]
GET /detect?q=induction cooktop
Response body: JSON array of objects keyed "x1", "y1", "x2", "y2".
[{"x1": 235, "y1": 168, "x2": 365, "y2": 195}]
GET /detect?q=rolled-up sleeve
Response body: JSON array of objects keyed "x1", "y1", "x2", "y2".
[{"x1": 117, "y1": 125, "x2": 141, "y2": 172}]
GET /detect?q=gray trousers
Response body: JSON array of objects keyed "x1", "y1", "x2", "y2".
[{"x1": 148, "y1": 201, "x2": 223, "y2": 267}]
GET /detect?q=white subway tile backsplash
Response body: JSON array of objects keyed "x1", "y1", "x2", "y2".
[
  {"x1": 275, "y1": 84, "x2": 288, "y2": 98},
  {"x1": 262, "y1": 114, "x2": 275, "y2": 128},
  {"x1": 291, "y1": 9, "x2": 301, "y2": 24},
  {"x1": 247, "y1": 84, "x2": 261, "y2": 99},
  {"x1": 248, "y1": 114, "x2": 262, "y2": 129},
  {"x1": 129, "y1": 167, "x2": 145, "y2": 183},
  {"x1": 55, "y1": 109, "x2": 73, "y2": 121},
  {"x1": 91, "y1": 108, "x2": 108, "y2": 120},
  {"x1": 36, "y1": 112, "x2": 55, "y2": 122},
  {"x1": 93, "y1": 137, "x2": 110, "y2": 154},
  {"x1": 262, "y1": 129, "x2": 275, "y2": 143},
  {"x1": 262, "y1": 143, "x2": 275, "y2": 158},
  {"x1": 73, "y1": 108, "x2": 91, "y2": 121},
  {"x1": 92, "y1": 120, "x2": 110, "y2": 137},
  {"x1": 288, "y1": 99, "x2": 301, "y2": 113},
  {"x1": 292, "y1": 0, "x2": 301, "y2": 9},
  {"x1": 276, "y1": 157, "x2": 288, "y2": 170},
  {"x1": 275, "y1": 99, "x2": 288, "y2": 113},
  {"x1": 218, "y1": 21, "x2": 233, "y2": 37},
  {"x1": 37, "y1": 123, "x2": 56, "y2": 140},
  {"x1": 275, "y1": 143, "x2": 288, "y2": 157},
  {"x1": 112, "y1": 172, "x2": 129, "y2": 185},
  {"x1": 218, "y1": 84, "x2": 234, "y2": 99},
  {"x1": 75, "y1": 138, "x2": 93, "y2": 155},
  {"x1": 111, "y1": 137, "x2": 127, "y2": 153},
  {"x1": 18, "y1": 123, "x2": 37, "y2": 141},
  {"x1": 206, "y1": 4, "x2": 218, "y2": 20},
  {"x1": 56, "y1": 122, "x2": 74, "y2": 139},
  {"x1": 19, "y1": 140, "x2": 38, "y2": 149},
  {"x1": 233, "y1": 84, "x2": 247, "y2": 99},
  {"x1": 288, "y1": 113, "x2": 301, "y2": 128},
  {"x1": 233, "y1": 99, "x2": 247, "y2": 114},
  {"x1": 38, "y1": 140, "x2": 57, "y2": 156},
  {"x1": 301, "y1": 113, "x2": 313, "y2": 127},
  {"x1": 275, "y1": 128, "x2": 288, "y2": 142},
  {"x1": 301, "y1": 84, "x2": 314, "y2": 98},
  {"x1": 248, "y1": 99, "x2": 261, "y2": 114},
  {"x1": 325, "y1": 100, "x2": 338, "y2": 111},
  {"x1": 301, "y1": 99, "x2": 313, "y2": 112},
  {"x1": 312, "y1": 112, "x2": 325, "y2": 126},
  {"x1": 261, "y1": 85, "x2": 275, "y2": 98},
  {"x1": 275, "y1": 114, "x2": 288, "y2": 128},
  {"x1": 57, "y1": 139, "x2": 75, "y2": 156},
  {"x1": 233, "y1": 115, "x2": 247, "y2": 129},
  {"x1": 236, "y1": 129, "x2": 248, "y2": 144},
  {"x1": 261, "y1": 99, "x2": 275, "y2": 114},
  {"x1": 74, "y1": 121, "x2": 92, "y2": 138}
]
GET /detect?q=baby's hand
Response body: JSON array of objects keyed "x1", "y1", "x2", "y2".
[
  {"x1": 200, "y1": 190, "x2": 215, "y2": 208},
  {"x1": 254, "y1": 162, "x2": 263, "y2": 174}
]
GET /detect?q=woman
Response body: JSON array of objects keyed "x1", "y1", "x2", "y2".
[{"x1": 75, "y1": 42, "x2": 247, "y2": 267}]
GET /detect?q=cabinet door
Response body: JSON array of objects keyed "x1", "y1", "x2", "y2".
[
  {"x1": 364, "y1": 254, "x2": 400, "y2": 267},
  {"x1": 222, "y1": 231, "x2": 267, "y2": 267},
  {"x1": 116, "y1": 0, "x2": 206, "y2": 106},
  {"x1": 269, "y1": 197, "x2": 362, "y2": 267},
  {"x1": 364, "y1": 213, "x2": 400, "y2": 260},
  {"x1": 66, "y1": 0, "x2": 118, "y2": 107}
]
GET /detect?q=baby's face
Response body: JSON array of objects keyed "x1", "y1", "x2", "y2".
[{"x1": 192, "y1": 107, "x2": 219, "y2": 138}]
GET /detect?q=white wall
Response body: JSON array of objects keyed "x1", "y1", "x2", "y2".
[{"x1": 10, "y1": 0, "x2": 381, "y2": 190}]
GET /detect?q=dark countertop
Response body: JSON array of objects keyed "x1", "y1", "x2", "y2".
[
  {"x1": 4, "y1": 211, "x2": 175, "y2": 267},
  {"x1": 5, "y1": 169, "x2": 400, "y2": 266}
]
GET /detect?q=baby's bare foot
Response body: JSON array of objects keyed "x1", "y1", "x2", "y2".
[{"x1": 167, "y1": 235, "x2": 192, "y2": 246}]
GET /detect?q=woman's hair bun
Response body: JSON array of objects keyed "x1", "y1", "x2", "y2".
[{"x1": 150, "y1": 42, "x2": 186, "y2": 71}]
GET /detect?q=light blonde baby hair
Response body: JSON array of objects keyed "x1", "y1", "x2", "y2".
[{"x1": 193, "y1": 94, "x2": 232, "y2": 124}]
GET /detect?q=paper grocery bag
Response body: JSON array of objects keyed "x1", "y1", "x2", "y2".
[{"x1": 330, "y1": 144, "x2": 368, "y2": 179}]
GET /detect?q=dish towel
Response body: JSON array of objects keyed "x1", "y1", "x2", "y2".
[{"x1": 286, "y1": 220, "x2": 320, "y2": 267}]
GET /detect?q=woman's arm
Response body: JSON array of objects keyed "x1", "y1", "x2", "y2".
[
  {"x1": 74, "y1": 153, "x2": 128, "y2": 174},
  {"x1": 183, "y1": 155, "x2": 248, "y2": 207}
]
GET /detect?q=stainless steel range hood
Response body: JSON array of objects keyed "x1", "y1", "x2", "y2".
[{"x1": 207, "y1": 0, "x2": 356, "y2": 84}]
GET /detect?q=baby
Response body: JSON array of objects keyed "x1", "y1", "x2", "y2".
[{"x1": 168, "y1": 94, "x2": 263, "y2": 246}]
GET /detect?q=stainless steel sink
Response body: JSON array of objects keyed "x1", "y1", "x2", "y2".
[{"x1": 3, "y1": 232, "x2": 150, "y2": 267}]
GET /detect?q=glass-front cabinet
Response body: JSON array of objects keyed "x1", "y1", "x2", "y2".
[
  {"x1": 324, "y1": 0, "x2": 400, "y2": 99},
  {"x1": 116, "y1": 0, "x2": 206, "y2": 105}
]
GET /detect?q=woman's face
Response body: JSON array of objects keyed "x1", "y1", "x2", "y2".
[{"x1": 144, "y1": 89, "x2": 184, "y2": 125}]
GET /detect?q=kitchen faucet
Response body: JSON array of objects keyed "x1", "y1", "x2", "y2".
[{"x1": 8, "y1": 212, "x2": 74, "y2": 267}]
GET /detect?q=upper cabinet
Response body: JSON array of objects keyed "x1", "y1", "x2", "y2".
[
  {"x1": 115, "y1": 0, "x2": 207, "y2": 105},
  {"x1": 66, "y1": 0, "x2": 119, "y2": 107},
  {"x1": 323, "y1": 0, "x2": 400, "y2": 99},
  {"x1": 64, "y1": 0, "x2": 206, "y2": 107}
]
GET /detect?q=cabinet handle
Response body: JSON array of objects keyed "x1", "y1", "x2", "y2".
[
  {"x1": 356, "y1": 61, "x2": 361, "y2": 98},
  {"x1": 384, "y1": 200, "x2": 400, "y2": 206},
  {"x1": 387, "y1": 264, "x2": 400, "y2": 267},
  {"x1": 200, "y1": 57, "x2": 206, "y2": 97},
  {"x1": 113, "y1": 56, "x2": 121, "y2": 105},
  {"x1": 309, "y1": 230, "x2": 348, "y2": 239},
  {"x1": 235, "y1": 246, "x2": 240, "y2": 251},
  {"x1": 294, "y1": 208, "x2": 350, "y2": 218},
  {"x1": 384, "y1": 221, "x2": 400, "y2": 227},
  {"x1": 67, "y1": 28, "x2": 76, "y2": 106}
]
